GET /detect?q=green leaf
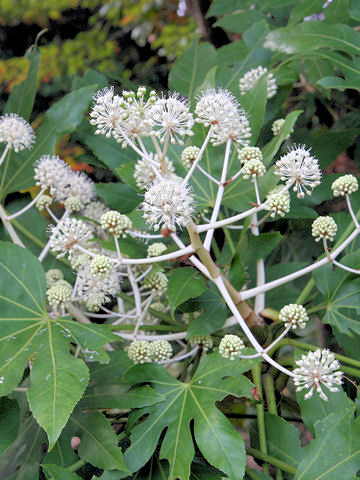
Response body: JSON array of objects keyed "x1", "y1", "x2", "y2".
[
  {"x1": 122, "y1": 352, "x2": 260, "y2": 479},
  {"x1": 207, "y1": 0, "x2": 248, "y2": 17},
  {"x1": 0, "y1": 397, "x2": 20, "y2": 458},
  {"x1": 168, "y1": 267, "x2": 207, "y2": 314},
  {"x1": 288, "y1": 0, "x2": 324, "y2": 25},
  {"x1": 74, "y1": 120, "x2": 138, "y2": 173},
  {"x1": 295, "y1": 411, "x2": 360, "y2": 480},
  {"x1": 0, "y1": 242, "x2": 115, "y2": 448},
  {"x1": 309, "y1": 129, "x2": 359, "y2": 170},
  {"x1": 243, "y1": 232, "x2": 282, "y2": 264},
  {"x1": 350, "y1": 0, "x2": 360, "y2": 20},
  {"x1": 187, "y1": 284, "x2": 228, "y2": 337},
  {"x1": 95, "y1": 182, "x2": 140, "y2": 214},
  {"x1": 42, "y1": 464, "x2": 82, "y2": 480},
  {"x1": 4, "y1": 46, "x2": 41, "y2": 121},
  {"x1": 264, "y1": 22, "x2": 360, "y2": 58},
  {"x1": 265, "y1": 414, "x2": 303, "y2": 468},
  {"x1": 0, "y1": 415, "x2": 47, "y2": 480},
  {"x1": 72, "y1": 411, "x2": 129, "y2": 472},
  {"x1": 262, "y1": 110, "x2": 302, "y2": 167},
  {"x1": 0, "y1": 85, "x2": 96, "y2": 199},
  {"x1": 215, "y1": 11, "x2": 268, "y2": 34},
  {"x1": 240, "y1": 73, "x2": 268, "y2": 145},
  {"x1": 169, "y1": 40, "x2": 217, "y2": 103}
]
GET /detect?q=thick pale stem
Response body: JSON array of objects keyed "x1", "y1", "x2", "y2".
[
  {"x1": 127, "y1": 265, "x2": 142, "y2": 337},
  {"x1": 0, "y1": 204, "x2": 25, "y2": 247},
  {"x1": 252, "y1": 178, "x2": 265, "y2": 314},
  {"x1": 159, "y1": 346, "x2": 199, "y2": 365},
  {"x1": 38, "y1": 210, "x2": 69, "y2": 262},
  {"x1": 7, "y1": 187, "x2": 46, "y2": 220},
  {"x1": 196, "y1": 164, "x2": 221, "y2": 185},
  {"x1": 346, "y1": 195, "x2": 359, "y2": 227},
  {"x1": 0, "y1": 143, "x2": 10, "y2": 168},
  {"x1": 203, "y1": 138, "x2": 232, "y2": 251}
]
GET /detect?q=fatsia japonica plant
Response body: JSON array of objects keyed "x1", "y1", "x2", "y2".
[{"x1": 1, "y1": 16, "x2": 360, "y2": 480}]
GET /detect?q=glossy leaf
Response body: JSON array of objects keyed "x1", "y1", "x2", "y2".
[
  {"x1": 122, "y1": 352, "x2": 260, "y2": 479},
  {"x1": 265, "y1": 414, "x2": 303, "y2": 468},
  {"x1": 95, "y1": 182, "x2": 140, "y2": 214},
  {"x1": 215, "y1": 11, "x2": 268, "y2": 34},
  {"x1": 169, "y1": 40, "x2": 217, "y2": 103},
  {"x1": 168, "y1": 267, "x2": 207, "y2": 314},
  {"x1": 0, "y1": 85, "x2": 96, "y2": 199},
  {"x1": 42, "y1": 464, "x2": 82, "y2": 480},
  {"x1": 295, "y1": 411, "x2": 360, "y2": 479},
  {"x1": 72, "y1": 411, "x2": 129, "y2": 472},
  {"x1": 0, "y1": 242, "x2": 116, "y2": 448}
]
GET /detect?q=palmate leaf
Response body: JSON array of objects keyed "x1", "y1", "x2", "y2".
[
  {"x1": 295, "y1": 411, "x2": 360, "y2": 480},
  {"x1": 122, "y1": 352, "x2": 260, "y2": 480},
  {"x1": 0, "y1": 242, "x2": 117, "y2": 448}
]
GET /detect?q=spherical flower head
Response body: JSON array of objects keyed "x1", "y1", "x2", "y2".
[
  {"x1": 195, "y1": 88, "x2": 251, "y2": 147},
  {"x1": 147, "y1": 242, "x2": 167, "y2": 258},
  {"x1": 181, "y1": 146, "x2": 201, "y2": 169},
  {"x1": 128, "y1": 340, "x2": 153, "y2": 364},
  {"x1": 331, "y1": 174, "x2": 358, "y2": 197},
  {"x1": 219, "y1": 334, "x2": 244, "y2": 360},
  {"x1": 143, "y1": 271, "x2": 168, "y2": 294},
  {"x1": 150, "y1": 340, "x2": 173, "y2": 362},
  {"x1": 312, "y1": 216, "x2": 337, "y2": 242},
  {"x1": 134, "y1": 153, "x2": 175, "y2": 190},
  {"x1": 238, "y1": 146, "x2": 263, "y2": 164},
  {"x1": 279, "y1": 304, "x2": 308, "y2": 329},
  {"x1": 100, "y1": 211, "x2": 132, "y2": 237},
  {"x1": 241, "y1": 158, "x2": 266, "y2": 179},
  {"x1": 53, "y1": 171, "x2": 96, "y2": 207},
  {"x1": 64, "y1": 196, "x2": 82, "y2": 213},
  {"x1": 0, "y1": 113, "x2": 35, "y2": 152},
  {"x1": 142, "y1": 177, "x2": 195, "y2": 231},
  {"x1": 34, "y1": 155, "x2": 72, "y2": 190},
  {"x1": 264, "y1": 192, "x2": 290, "y2": 217},
  {"x1": 113, "y1": 87, "x2": 157, "y2": 147},
  {"x1": 90, "y1": 87, "x2": 125, "y2": 138},
  {"x1": 90, "y1": 255, "x2": 113, "y2": 277},
  {"x1": 189, "y1": 335, "x2": 213, "y2": 351},
  {"x1": 149, "y1": 93, "x2": 194, "y2": 145},
  {"x1": 293, "y1": 349, "x2": 343, "y2": 401},
  {"x1": 36, "y1": 194, "x2": 53, "y2": 212},
  {"x1": 275, "y1": 145, "x2": 321, "y2": 198},
  {"x1": 75, "y1": 262, "x2": 120, "y2": 311},
  {"x1": 49, "y1": 218, "x2": 93, "y2": 259},
  {"x1": 239, "y1": 66, "x2": 277, "y2": 99},
  {"x1": 47, "y1": 280, "x2": 72, "y2": 307},
  {"x1": 272, "y1": 118, "x2": 291, "y2": 137},
  {"x1": 46, "y1": 269, "x2": 64, "y2": 288}
]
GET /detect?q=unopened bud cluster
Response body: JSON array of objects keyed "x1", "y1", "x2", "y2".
[
  {"x1": 181, "y1": 146, "x2": 201, "y2": 168},
  {"x1": 219, "y1": 334, "x2": 244, "y2": 360},
  {"x1": 279, "y1": 304, "x2": 308, "y2": 329},
  {"x1": 312, "y1": 216, "x2": 337, "y2": 242},
  {"x1": 127, "y1": 339, "x2": 172, "y2": 364},
  {"x1": 189, "y1": 335, "x2": 213, "y2": 351},
  {"x1": 100, "y1": 211, "x2": 132, "y2": 237},
  {"x1": 239, "y1": 66, "x2": 277, "y2": 99},
  {"x1": 331, "y1": 174, "x2": 358, "y2": 197}
]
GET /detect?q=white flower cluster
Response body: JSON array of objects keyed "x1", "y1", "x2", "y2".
[
  {"x1": 264, "y1": 188, "x2": 290, "y2": 217},
  {"x1": 100, "y1": 211, "x2": 132, "y2": 237},
  {"x1": 142, "y1": 177, "x2": 194, "y2": 231},
  {"x1": 279, "y1": 304, "x2": 308, "y2": 329},
  {"x1": 34, "y1": 155, "x2": 96, "y2": 208},
  {"x1": 147, "y1": 242, "x2": 167, "y2": 257},
  {"x1": 181, "y1": 146, "x2": 201, "y2": 168},
  {"x1": 238, "y1": 146, "x2": 263, "y2": 164},
  {"x1": 331, "y1": 174, "x2": 358, "y2": 197},
  {"x1": 293, "y1": 349, "x2": 343, "y2": 401},
  {"x1": 127, "y1": 339, "x2": 173, "y2": 364},
  {"x1": 0, "y1": 113, "x2": 35, "y2": 152},
  {"x1": 143, "y1": 271, "x2": 168, "y2": 294},
  {"x1": 75, "y1": 262, "x2": 120, "y2": 311},
  {"x1": 241, "y1": 158, "x2": 266, "y2": 179},
  {"x1": 219, "y1": 334, "x2": 244, "y2": 360},
  {"x1": 239, "y1": 66, "x2": 277, "y2": 99},
  {"x1": 275, "y1": 145, "x2": 321, "y2": 198},
  {"x1": 134, "y1": 153, "x2": 175, "y2": 190},
  {"x1": 312, "y1": 216, "x2": 337, "y2": 242},
  {"x1": 195, "y1": 88, "x2": 251, "y2": 147},
  {"x1": 189, "y1": 335, "x2": 213, "y2": 351},
  {"x1": 49, "y1": 218, "x2": 93, "y2": 259}
]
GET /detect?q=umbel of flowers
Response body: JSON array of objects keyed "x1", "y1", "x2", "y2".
[{"x1": 3, "y1": 73, "x2": 360, "y2": 405}]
